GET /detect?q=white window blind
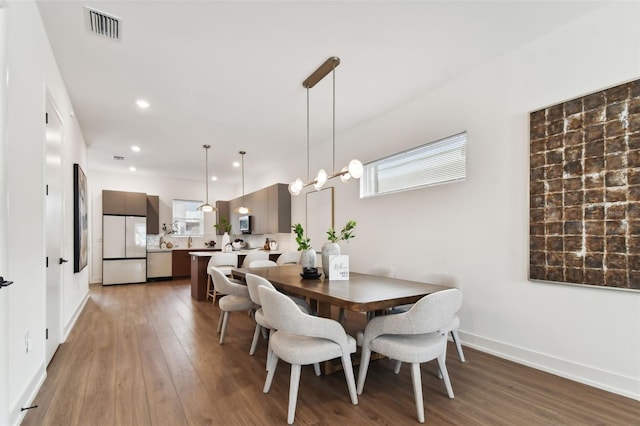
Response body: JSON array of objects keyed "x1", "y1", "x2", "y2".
[{"x1": 360, "y1": 132, "x2": 467, "y2": 198}]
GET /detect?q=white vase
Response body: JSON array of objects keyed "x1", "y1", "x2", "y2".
[
  {"x1": 221, "y1": 232, "x2": 231, "y2": 251},
  {"x1": 321, "y1": 242, "x2": 340, "y2": 275},
  {"x1": 300, "y1": 249, "x2": 317, "y2": 269}
]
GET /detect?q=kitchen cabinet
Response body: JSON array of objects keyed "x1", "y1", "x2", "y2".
[
  {"x1": 225, "y1": 183, "x2": 291, "y2": 235},
  {"x1": 102, "y1": 190, "x2": 147, "y2": 216},
  {"x1": 147, "y1": 195, "x2": 160, "y2": 234},
  {"x1": 172, "y1": 248, "x2": 220, "y2": 278},
  {"x1": 215, "y1": 200, "x2": 230, "y2": 235},
  {"x1": 147, "y1": 251, "x2": 172, "y2": 279}
]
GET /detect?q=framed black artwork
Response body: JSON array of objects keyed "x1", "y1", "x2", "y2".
[{"x1": 73, "y1": 163, "x2": 88, "y2": 272}]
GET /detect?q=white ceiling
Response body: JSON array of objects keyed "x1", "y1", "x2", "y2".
[{"x1": 36, "y1": 0, "x2": 606, "y2": 186}]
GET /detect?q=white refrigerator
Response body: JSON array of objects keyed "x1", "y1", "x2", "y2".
[{"x1": 102, "y1": 215, "x2": 147, "y2": 285}]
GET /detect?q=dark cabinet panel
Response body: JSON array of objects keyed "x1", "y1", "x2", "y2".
[
  {"x1": 215, "y1": 200, "x2": 230, "y2": 235},
  {"x1": 125, "y1": 192, "x2": 147, "y2": 216},
  {"x1": 147, "y1": 195, "x2": 160, "y2": 234},
  {"x1": 102, "y1": 190, "x2": 125, "y2": 215}
]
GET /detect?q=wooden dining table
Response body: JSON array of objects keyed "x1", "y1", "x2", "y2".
[
  {"x1": 232, "y1": 264, "x2": 450, "y2": 320},
  {"x1": 232, "y1": 264, "x2": 451, "y2": 373}
]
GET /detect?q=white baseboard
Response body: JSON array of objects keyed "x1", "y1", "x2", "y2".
[
  {"x1": 459, "y1": 330, "x2": 639, "y2": 401},
  {"x1": 63, "y1": 289, "x2": 89, "y2": 341},
  {"x1": 11, "y1": 366, "x2": 46, "y2": 426}
]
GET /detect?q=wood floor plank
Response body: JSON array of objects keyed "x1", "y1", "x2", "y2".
[{"x1": 22, "y1": 280, "x2": 640, "y2": 426}]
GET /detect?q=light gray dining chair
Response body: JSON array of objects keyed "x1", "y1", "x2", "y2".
[
  {"x1": 249, "y1": 259, "x2": 278, "y2": 268},
  {"x1": 206, "y1": 252, "x2": 238, "y2": 304},
  {"x1": 211, "y1": 267, "x2": 253, "y2": 345},
  {"x1": 241, "y1": 251, "x2": 269, "y2": 268},
  {"x1": 357, "y1": 288, "x2": 462, "y2": 423},
  {"x1": 245, "y1": 273, "x2": 311, "y2": 366},
  {"x1": 258, "y1": 285, "x2": 358, "y2": 424},
  {"x1": 276, "y1": 251, "x2": 300, "y2": 265},
  {"x1": 390, "y1": 272, "x2": 465, "y2": 363}
]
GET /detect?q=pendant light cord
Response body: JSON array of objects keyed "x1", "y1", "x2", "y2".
[
  {"x1": 204, "y1": 144, "x2": 210, "y2": 204},
  {"x1": 306, "y1": 88, "x2": 310, "y2": 182},
  {"x1": 332, "y1": 64, "x2": 336, "y2": 175}
]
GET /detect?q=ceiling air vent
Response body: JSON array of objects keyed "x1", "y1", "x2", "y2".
[
  {"x1": 113, "y1": 155, "x2": 125, "y2": 161},
  {"x1": 85, "y1": 7, "x2": 122, "y2": 41}
]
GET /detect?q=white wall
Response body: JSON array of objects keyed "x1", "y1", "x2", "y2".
[
  {"x1": 5, "y1": 1, "x2": 89, "y2": 424},
  {"x1": 292, "y1": 2, "x2": 640, "y2": 399}
]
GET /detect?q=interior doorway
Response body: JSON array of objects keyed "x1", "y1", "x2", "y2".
[
  {"x1": 45, "y1": 94, "x2": 64, "y2": 365},
  {"x1": 0, "y1": 4, "x2": 9, "y2": 424}
]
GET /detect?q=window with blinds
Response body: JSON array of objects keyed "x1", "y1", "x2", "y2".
[{"x1": 360, "y1": 132, "x2": 467, "y2": 198}]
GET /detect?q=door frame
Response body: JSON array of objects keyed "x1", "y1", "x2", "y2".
[
  {"x1": 0, "y1": 3, "x2": 10, "y2": 425},
  {"x1": 44, "y1": 90, "x2": 65, "y2": 366}
]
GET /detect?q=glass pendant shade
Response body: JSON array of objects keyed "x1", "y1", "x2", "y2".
[
  {"x1": 314, "y1": 169, "x2": 327, "y2": 190},
  {"x1": 288, "y1": 178, "x2": 303, "y2": 195},
  {"x1": 238, "y1": 206, "x2": 249, "y2": 215},
  {"x1": 340, "y1": 166, "x2": 351, "y2": 183},
  {"x1": 348, "y1": 159, "x2": 363, "y2": 179}
]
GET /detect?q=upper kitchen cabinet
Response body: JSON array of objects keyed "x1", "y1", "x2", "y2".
[
  {"x1": 147, "y1": 195, "x2": 160, "y2": 234},
  {"x1": 215, "y1": 200, "x2": 230, "y2": 235},
  {"x1": 226, "y1": 184, "x2": 290, "y2": 235},
  {"x1": 267, "y1": 184, "x2": 291, "y2": 233},
  {"x1": 102, "y1": 190, "x2": 148, "y2": 216}
]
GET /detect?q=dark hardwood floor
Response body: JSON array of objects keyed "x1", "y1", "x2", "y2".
[{"x1": 22, "y1": 280, "x2": 639, "y2": 425}]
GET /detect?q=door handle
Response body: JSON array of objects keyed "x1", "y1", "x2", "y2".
[
  {"x1": 0, "y1": 276, "x2": 14, "y2": 289},
  {"x1": 59, "y1": 258, "x2": 69, "y2": 265}
]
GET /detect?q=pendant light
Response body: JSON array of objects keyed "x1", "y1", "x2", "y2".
[
  {"x1": 198, "y1": 144, "x2": 217, "y2": 213},
  {"x1": 236, "y1": 150, "x2": 250, "y2": 214},
  {"x1": 288, "y1": 57, "x2": 363, "y2": 196}
]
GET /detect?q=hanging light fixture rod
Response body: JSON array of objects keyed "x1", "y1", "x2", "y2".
[
  {"x1": 302, "y1": 56, "x2": 340, "y2": 89},
  {"x1": 198, "y1": 144, "x2": 217, "y2": 212},
  {"x1": 237, "y1": 150, "x2": 250, "y2": 214}
]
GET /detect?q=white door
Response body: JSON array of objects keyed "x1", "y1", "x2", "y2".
[
  {"x1": 45, "y1": 94, "x2": 64, "y2": 365},
  {"x1": 0, "y1": 5, "x2": 10, "y2": 425}
]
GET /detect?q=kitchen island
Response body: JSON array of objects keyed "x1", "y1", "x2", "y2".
[{"x1": 189, "y1": 250, "x2": 282, "y2": 301}]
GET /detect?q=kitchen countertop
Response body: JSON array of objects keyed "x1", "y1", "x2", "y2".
[
  {"x1": 189, "y1": 249, "x2": 283, "y2": 256},
  {"x1": 147, "y1": 248, "x2": 173, "y2": 253}
]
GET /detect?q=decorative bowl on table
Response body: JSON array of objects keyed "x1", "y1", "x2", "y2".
[{"x1": 300, "y1": 267, "x2": 322, "y2": 279}]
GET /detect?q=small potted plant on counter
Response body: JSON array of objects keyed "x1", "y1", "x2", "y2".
[
  {"x1": 292, "y1": 223, "x2": 316, "y2": 270},
  {"x1": 322, "y1": 220, "x2": 357, "y2": 274}
]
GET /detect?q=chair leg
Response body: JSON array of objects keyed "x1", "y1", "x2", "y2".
[
  {"x1": 356, "y1": 347, "x2": 372, "y2": 395},
  {"x1": 410, "y1": 363, "x2": 425, "y2": 423},
  {"x1": 212, "y1": 288, "x2": 217, "y2": 304},
  {"x1": 341, "y1": 354, "x2": 358, "y2": 405},
  {"x1": 266, "y1": 329, "x2": 274, "y2": 371},
  {"x1": 313, "y1": 363, "x2": 321, "y2": 376},
  {"x1": 206, "y1": 275, "x2": 211, "y2": 301},
  {"x1": 219, "y1": 311, "x2": 230, "y2": 344},
  {"x1": 217, "y1": 310, "x2": 224, "y2": 333},
  {"x1": 451, "y1": 329, "x2": 465, "y2": 362},
  {"x1": 436, "y1": 354, "x2": 454, "y2": 399},
  {"x1": 287, "y1": 364, "x2": 302, "y2": 424},
  {"x1": 264, "y1": 354, "x2": 279, "y2": 393},
  {"x1": 250, "y1": 323, "x2": 261, "y2": 355},
  {"x1": 394, "y1": 360, "x2": 402, "y2": 374}
]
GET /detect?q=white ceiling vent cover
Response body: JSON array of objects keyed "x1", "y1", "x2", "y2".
[{"x1": 85, "y1": 7, "x2": 122, "y2": 41}]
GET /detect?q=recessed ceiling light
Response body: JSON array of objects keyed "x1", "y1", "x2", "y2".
[
  {"x1": 232, "y1": 161, "x2": 240, "y2": 168},
  {"x1": 211, "y1": 176, "x2": 218, "y2": 181},
  {"x1": 136, "y1": 99, "x2": 149, "y2": 109},
  {"x1": 129, "y1": 166, "x2": 136, "y2": 172},
  {"x1": 131, "y1": 145, "x2": 141, "y2": 152}
]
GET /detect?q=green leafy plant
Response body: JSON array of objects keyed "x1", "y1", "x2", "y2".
[
  {"x1": 214, "y1": 216, "x2": 232, "y2": 233},
  {"x1": 326, "y1": 220, "x2": 357, "y2": 243},
  {"x1": 162, "y1": 221, "x2": 178, "y2": 235},
  {"x1": 292, "y1": 223, "x2": 311, "y2": 251}
]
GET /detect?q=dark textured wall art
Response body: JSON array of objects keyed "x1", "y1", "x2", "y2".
[{"x1": 529, "y1": 79, "x2": 640, "y2": 290}]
